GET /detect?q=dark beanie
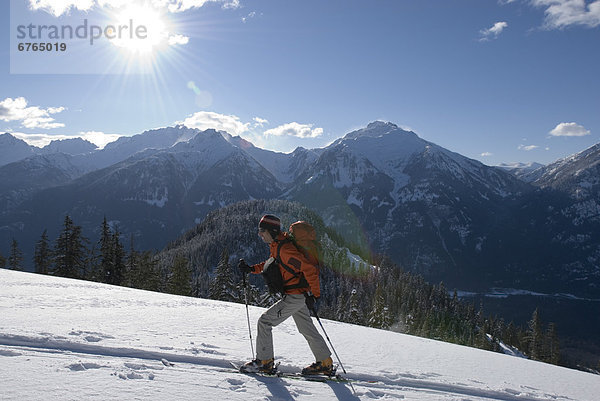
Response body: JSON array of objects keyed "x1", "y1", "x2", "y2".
[{"x1": 259, "y1": 214, "x2": 281, "y2": 233}]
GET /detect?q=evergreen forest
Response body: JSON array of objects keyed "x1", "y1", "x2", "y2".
[{"x1": 1, "y1": 200, "x2": 568, "y2": 370}]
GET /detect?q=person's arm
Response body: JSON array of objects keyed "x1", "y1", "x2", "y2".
[{"x1": 251, "y1": 261, "x2": 266, "y2": 274}]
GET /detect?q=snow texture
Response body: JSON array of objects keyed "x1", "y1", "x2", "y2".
[{"x1": 1, "y1": 269, "x2": 598, "y2": 401}]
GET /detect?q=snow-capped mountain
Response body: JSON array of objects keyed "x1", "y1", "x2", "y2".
[
  {"x1": 497, "y1": 162, "x2": 545, "y2": 182},
  {"x1": 1, "y1": 122, "x2": 599, "y2": 299},
  {"x1": 221, "y1": 131, "x2": 322, "y2": 183},
  {"x1": 533, "y1": 143, "x2": 600, "y2": 202},
  {"x1": 0, "y1": 153, "x2": 88, "y2": 213},
  {"x1": 1, "y1": 128, "x2": 284, "y2": 252},
  {"x1": 0, "y1": 133, "x2": 36, "y2": 166},
  {"x1": 285, "y1": 122, "x2": 533, "y2": 290},
  {"x1": 39, "y1": 138, "x2": 98, "y2": 155},
  {"x1": 2, "y1": 269, "x2": 599, "y2": 401},
  {"x1": 525, "y1": 144, "x2": 600, "y2": 285}
]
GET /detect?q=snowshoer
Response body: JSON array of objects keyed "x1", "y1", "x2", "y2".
[{"x1": 238, "y1": 214, "x2": 333, "y2": 375}]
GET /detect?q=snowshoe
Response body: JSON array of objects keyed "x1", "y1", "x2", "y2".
[
  {"x1": 302, "y1": 357, "x2": 334, "y2": 376},
  {"x1": 239, "y1": 358, "x2": 276, "y2": 374}
]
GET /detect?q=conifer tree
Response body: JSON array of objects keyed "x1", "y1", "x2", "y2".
[
  {"x1": 168, "y1": 255, "x2": 193, "y2": 296},
  {"x1": 125, "y1": 236, "x2": 140, "y2": 287},
  {"x1": 98, "y1": 218, "x2": 124, "y2": 286},
  {"x1": 53, "y1": 215, "x2": 88, "y2": 279},
  {"x1": 132, "y1": 251, "x2": 162, "y2": 292},
  {"x1": 0, "y1": 250, "x2": 6, "y2": 269},
  {"x1": 526, "y1": 308, "x2": 544, "y2": 361},
  {"x1": 99, "y1": 217, "x2": 113, "y2": 282},
  {"x1": 544, "y1": 322, "x2": 560, "y2": 365},
  {"x1": 347, "y1": 288, "x2": 363, "y2": 325},
  {"x1": 110, "y1": 229, "x2": 126, "y2": 286},
  {"x1": 209, "y1": 248, "x2": 238, "y2": 302},
  {"x1": 85, "y1": 242, "x2": 103, "y2": 282},
  {"x1": 8, "y1": 238, "x2": 24, "y2": 271},
  {"x1": 368, "y1": 283, "x2": 391, "y2": 329},
  {"x1": 191, "y1": 259, "x2": 210, "y2": 298},
  {"x1": 34, "y1": 230, "x2": 52, "y2": 275},
  {"x1": 335, "y1": 292, "x2": 347, "y2": 321}
]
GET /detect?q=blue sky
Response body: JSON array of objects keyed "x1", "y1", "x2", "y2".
[{"x1": 1, "y1": 0, "x2": 599, "y2": 166}]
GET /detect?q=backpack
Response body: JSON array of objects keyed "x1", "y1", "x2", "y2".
[
  {"x1": 289, "y1": 221, "x2": 322, "y2": 267},
  {"x1": 260, "y1": 221, "x2": 321, "y2": 294}
]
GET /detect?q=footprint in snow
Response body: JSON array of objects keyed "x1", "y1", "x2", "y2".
[
  {"x1": 226, "y1": 378, "x2": 246, "y2": 392},
  {"x1": 67, "y1": 362, "x2": 106, "y2": 371}
]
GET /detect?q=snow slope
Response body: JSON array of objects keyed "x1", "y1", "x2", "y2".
[{"x1": 1, "y1": 269, "x2": 597, "y2": 401}]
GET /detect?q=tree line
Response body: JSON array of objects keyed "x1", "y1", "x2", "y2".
[
  {"x1": 207, "y1": 248, "x2": 562, "y2": 367},
  {"x1": 1, "y1": 215, "x2": 192, "y2": 296},
  {"x1": 2, "y1": 212, "x2": 563, "y2": 368}
]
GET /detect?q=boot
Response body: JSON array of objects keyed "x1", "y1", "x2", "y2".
[
  {"x1": 302, "y1": 356, "x2": 333, "y2": 376},
  {"x1": 240, "y1": 358, "x2": 275, "y2": 374}
]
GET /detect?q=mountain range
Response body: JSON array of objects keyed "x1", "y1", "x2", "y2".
[{"x1": 1, "y1": 122, "x2": 599, "y2": 299}]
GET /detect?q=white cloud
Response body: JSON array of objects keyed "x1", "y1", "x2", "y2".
[
  {"x1": 549, "y1": 122, "x2": 591, "y2": 137},
  {"x1": 532, "y1": 0, "x2": 600, "y2": 28},
  {"x1": 253, "y1": 117, "x2": 269, "y2": 127},
  {"x1": 518, "y1": 144, "x2": 539, "y2": 151},
  {"x1": 167, "y1": 0, "x2": 238, "y2": 13},
  {"x1": 11, "y1": 131, "x2": 119, "y2": 149},
  {"x1": 168, "y1": 34, "x2": 190, "y2": 45},
  {"x1": 28, "y1": 0, "x2": 239, "y2": 16},
  {"x1": 480, "y1": 21, "x2": 508, "y2": 41},
  {"x1": 264, "y1": 122, "x2": 324, "y2": 139},
  {"x1": 0, "y1": 97, "x2": 65, "y2": 130},
  {"x1": 78, "y1": 131, "x2": 122, "y2": 148},
  {"x1": 178, "y1": 111, "x2": 250, "y2": 135},
  {"x1": 242, "y1": 11, "x2": 257, "y2": 23},
  {"x1": 222, "y1": 0, "x2": 241, "y2": 10},
  {"x1": 28, "y1": 0, "x2": 95, "y2": 17},
  {"x1": 481, "y1": 152, "x2": 493, "y2": 157}
]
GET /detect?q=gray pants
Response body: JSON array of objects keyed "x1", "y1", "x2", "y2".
[{"x1": 256, "y1": 294, "x2": 331, "y2": 362}]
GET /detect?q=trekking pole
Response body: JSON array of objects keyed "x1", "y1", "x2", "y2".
[
  {"x1": 243, "y1": 273, "x2": 255, "y2": 359},
  {"x1": 311, "y1": 307, "x2": 348, "y2": 375}
]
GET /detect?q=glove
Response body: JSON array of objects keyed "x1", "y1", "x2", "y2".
[
  {"x1": 238, "y1": 259, "x2": 252, "y2": 274},
  {"x1": 304, "y1": 292, "x2": 318, "y2": 312}
]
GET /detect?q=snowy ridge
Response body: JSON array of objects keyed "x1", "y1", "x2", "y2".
[
  {"x1": 332, "y1": 122, "x2": 425, "y2": 180},
  {"x1": 2, "y1": 269, "x2": 598, "y2": 401},
  {"x1": 2, "y1": 121, "x2": 600, "y2": 303},
  {"x1": 40, "y1": 138, "x2": 98, "y2": 155},
  {"x1": 0, "y1": 133, "x2": 36, "y2": 166}
]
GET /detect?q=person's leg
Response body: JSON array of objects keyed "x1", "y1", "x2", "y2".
[
  {"x1": 291, "y1": 299, "x2": 331, "y2": 361},
  {"x1": 256, "y1": 295, "x2": 306, "y2": 360}
]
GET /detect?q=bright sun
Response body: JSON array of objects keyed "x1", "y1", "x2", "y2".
[{"x1": 108, "y1": 4, "x2": 168, "y2": 54}]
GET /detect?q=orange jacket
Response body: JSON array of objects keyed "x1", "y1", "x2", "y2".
[{"x1": 251, "y1": 232, "x2": 321, "y2": 297}]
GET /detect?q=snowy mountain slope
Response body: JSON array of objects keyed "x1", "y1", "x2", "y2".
[
  {"x1": 524, "y1": 143, "x2": 600, "y2": 287},
  {"x1": 285, "y1": 121, "x2": 534, "y2": 289},
  {"x1": 497, "y1": 162, "x2": 545, "y2": 182},
  {"x1": 222, "y1": 131, "x2": 321, "y2": 183},
  {"x1": 2, "y1": 122, "x2": 600, "y2": 299},
  {"x1": 80, "y1": 125, "x2": 200, "y2": 171},
  {"x1": 0, "y1": 129, "x2": 283, "y2": 255},
  {"x1": 40, "y1": 138, "x2": 98, "y2": 155},
  {"x1": 1, "y1": 269, "x2": 598, "y2": 401},
  {"x1": 0, "y1": 133, "x2": 36, "y2": 166},
  {"x1": 0, "y1": 153, "x2": 88, "y2": 212},
  {"x1": 533, "y1": 143, "x2": 600, "y2": 205}
]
